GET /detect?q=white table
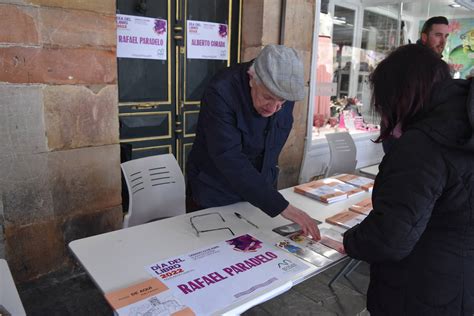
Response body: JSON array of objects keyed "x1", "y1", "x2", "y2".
[
  {"x1": 69, "y1": 188, "x2": 371, "y2": 315},
  {"x1": 359, "y1": 164, "x2": 379, "y2": 177},
  {"x1": 0, "y1": 259, "x2": 26, "y2": 316}
]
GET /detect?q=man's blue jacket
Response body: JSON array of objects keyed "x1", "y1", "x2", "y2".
[{"x1": 186, "y1": 61, "x2": 294, "y2": 217}]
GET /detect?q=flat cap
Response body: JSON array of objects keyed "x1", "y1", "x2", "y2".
[{"x1": 254, "y1": 44, "x2": 305, "y2": 101}]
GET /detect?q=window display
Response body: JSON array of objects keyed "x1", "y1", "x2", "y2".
[{"x1": 312, "y1": 0, "x2": 474, "y2": 139}]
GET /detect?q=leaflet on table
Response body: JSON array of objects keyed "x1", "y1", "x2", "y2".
[
  {"x1": 145, "y1": 234, "x2": 310, "y2": 315},
  {"x1": 105, "y1": 278, "x2": 195, "y2": 316}
]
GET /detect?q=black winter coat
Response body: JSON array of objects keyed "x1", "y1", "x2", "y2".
[{"x1": 344, "y1": 78, "x2": 474, "y2": 315}]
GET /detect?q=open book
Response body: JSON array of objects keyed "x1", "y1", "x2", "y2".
[
  {"x1": 334, "y1": 174, "x2": 374, "y2": 192},
  {"x1": 349, "y1": 197, "x2": 373, "y2": 215},
  {"x1": 325, "y1": 209, "x2": 367, "y2": 229},
  {"x1": 294, "y1": 178, "x2": 362, "y2": 203}
]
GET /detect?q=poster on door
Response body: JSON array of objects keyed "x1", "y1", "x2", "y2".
[
  {"x1": 116, "y1": 14, "x2": 167, "y2": 60},
  {"x1": 187, "y1": 20, "x2": 228, "y2": 60}
]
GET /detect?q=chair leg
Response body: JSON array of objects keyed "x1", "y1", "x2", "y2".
[
  {"x1": 344, "y1": 259, "x2": 361, "y2": 278},
  {"x1": 329, "y1": 258, "x2": 356, "y2": 287}
]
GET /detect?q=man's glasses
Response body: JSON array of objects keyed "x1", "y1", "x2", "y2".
[{"x1": 190, "y1": 212, "x2": 235, "y2": 237}]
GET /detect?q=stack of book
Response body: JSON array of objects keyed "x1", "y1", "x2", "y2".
[
  {"x1": 294, "y1": 178, "x2": 363, "y2": 203},
  {"x1": 334, "y1": 174, "x2": 374, "y2": 192}
]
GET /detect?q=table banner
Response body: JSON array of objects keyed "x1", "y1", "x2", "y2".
[{"x1": 145, "y1": 234, "x2": 310, "y2": 315}]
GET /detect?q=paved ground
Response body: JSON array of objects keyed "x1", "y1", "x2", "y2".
[{"x1": 18, "y1": 259, "x2": 370, "y2": 316}]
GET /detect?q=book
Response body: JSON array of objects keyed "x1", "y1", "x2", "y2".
[
  {"x1": 334, "y1": 174, "x2": 374, "y2": 192},
  {"x1": 275, "y1": 239, "x2": 333, "y2": 267},
  {"x1": 287, "y1": 232, "x2": 345, "y2": 261},
  {"x1": 105, "y1": 278, "x2": 195, "y2": 316},
  {"x1": 318, "y1": 227, "x2": 345, "y2": 253},
  {"x1": 331, "y1": 182, "x2": 365, "y2": 198},
  {"x1": 272, "y1": 218, "x2": 322, "y2": 237},
  {"x1": 294, "y1": 179, "x2": 350, "y2": 203},
  {"x1": 349, "y1": 197, "x2": 373, "y2": 215},
  {"x1": 325, "y1": 210, "x2": 366, "y2": 229}
]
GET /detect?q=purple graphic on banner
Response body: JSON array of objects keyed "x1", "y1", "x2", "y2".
[
  {"x1": 226, "y1": 234, "x2": 262, "y2": 252},
  {"x1": 219, "y1": 24, "x2": 228, "y2": 38},
  {"x1": 154, "y1": 19, "x2": 166, "y2": 35}
]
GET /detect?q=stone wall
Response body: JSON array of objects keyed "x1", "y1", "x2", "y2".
[
  {"x1": 0, "y1": 0, "x2": 122, "y2": 282},
  {"x1": 241, "y1": 0, "x2": 315, "y2": 188},
  {"x1": 278, "y1": 0, "x2": 315, "y2": 188}
]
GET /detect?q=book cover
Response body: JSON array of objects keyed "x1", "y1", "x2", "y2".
[
  {"x1": 349, "y1": 197, "x2": 373, "y2": 215},
  {"x1": 105, "y1": 278, "x2": 195, "y2": 316},
  {"x1": 287, "y1": 232, "x2": 345, "y2": 261},
  {"x1": 275, "y1": 239, "x2": 333, "y2": 267},
  {"x1": 319, "y1": 227, "x2": 345, "y2": 253},
  {"x1": 331, "y1": 182, "x2": 365, "y2": 198},
  {"x1": 272, "y1": 218, "x2": 322, "y2": 237},
  {"x1": 335, "y1": 174, "x2": 374, "y2": 192},
  {"x1": 294, "y1": 179, "x2": 348, "y2": 203},
  {"x1": 325, "y1": 210, "x2": 366, "y2": 229}
]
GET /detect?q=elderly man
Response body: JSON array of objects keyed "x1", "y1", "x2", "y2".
[
  {"x1": 186, "y1": 44, "x2": 320, "y2": 239},
  {"x1": 417, "y1": 16, "x2": 450, "y2": 56}
]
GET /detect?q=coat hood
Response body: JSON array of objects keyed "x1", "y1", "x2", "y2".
[{"x1": 411, "y1": 78, "x2": 474, "y2": 152}]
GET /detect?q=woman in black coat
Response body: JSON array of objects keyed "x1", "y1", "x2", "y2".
[{"x1": 343, "y1": 44, "x2": 474, "y2": 315}]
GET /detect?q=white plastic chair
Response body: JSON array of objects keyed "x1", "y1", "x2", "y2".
[
  {"x1": 324, "y1": 132, "x2": 357, "y2": 177},
  {"x1": 121, "y1": 154, "x2": 185, "y2": 228},
  {"x1": 324, "y1": 132, "x2": 360, "y2": 286},
  {"x1": 0, "y1": 259, "x2": 26, "y2": 316}
]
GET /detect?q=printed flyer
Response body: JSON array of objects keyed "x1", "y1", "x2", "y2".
[
  {"x1": 187, "y1": 20, "x2": 228, "y2": 60},
  {"x1": 145, "y1": 234, "x2": 310, "y2": 315},
  {"x1": 105, "y1": 278, "x2": 195, "y2": 316},
  {"x1": 116, "y1": 14, "x2": 167, "y2": 60}
]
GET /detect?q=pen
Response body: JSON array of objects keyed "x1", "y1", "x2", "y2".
[{"x1": 234, "y1": 212, "x2": 259, "y2": 229}]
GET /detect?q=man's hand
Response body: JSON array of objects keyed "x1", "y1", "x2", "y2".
[{"x1": 280, "y1": 204, "x2": 321, "y2": 240}]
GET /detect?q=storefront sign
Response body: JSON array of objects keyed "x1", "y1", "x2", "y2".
[
  {"x1": 116, "y1": 14, "x2": 167, "y2": 60},
  {"x1": 186, "y1": 20, "x2": 228, "y2": 60}
]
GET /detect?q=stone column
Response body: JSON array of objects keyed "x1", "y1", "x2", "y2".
[
  {"x1": 240, "y1": 0, "x2": 316, "y2": 188},
  {"x1": 0, "y1": 0, "x2": 122, "y2": 282},
  {"x1": 278, "y1": 0, "x2": 316, "y2": 188}
]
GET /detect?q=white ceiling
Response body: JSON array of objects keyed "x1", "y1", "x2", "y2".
[{"x1": 362, "y1": 0, "x2": 473, "y2": 18}]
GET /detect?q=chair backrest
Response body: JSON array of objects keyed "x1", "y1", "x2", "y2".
[
  {"x1": 121, "y1": 154, "x2": 185, "y2": 228},
  {"x1": 0, "y1": 259, "x2": 26, "y2": 316},
  {"x1": 325, "y1": 132, "x2": 357, "y2": 177}
]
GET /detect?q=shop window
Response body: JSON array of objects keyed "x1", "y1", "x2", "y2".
[{"x1": 313, "y1": 1, "x2": 474, "y2": 139}]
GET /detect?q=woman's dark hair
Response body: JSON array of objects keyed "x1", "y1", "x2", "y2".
[{"x1": 371, "y1": 44, "x2": 450, "y2": 142}]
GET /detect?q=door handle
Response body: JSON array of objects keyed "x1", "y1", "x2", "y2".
[{"x1": 132, "y1": 103, "x2": 157, "y2": 110}]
